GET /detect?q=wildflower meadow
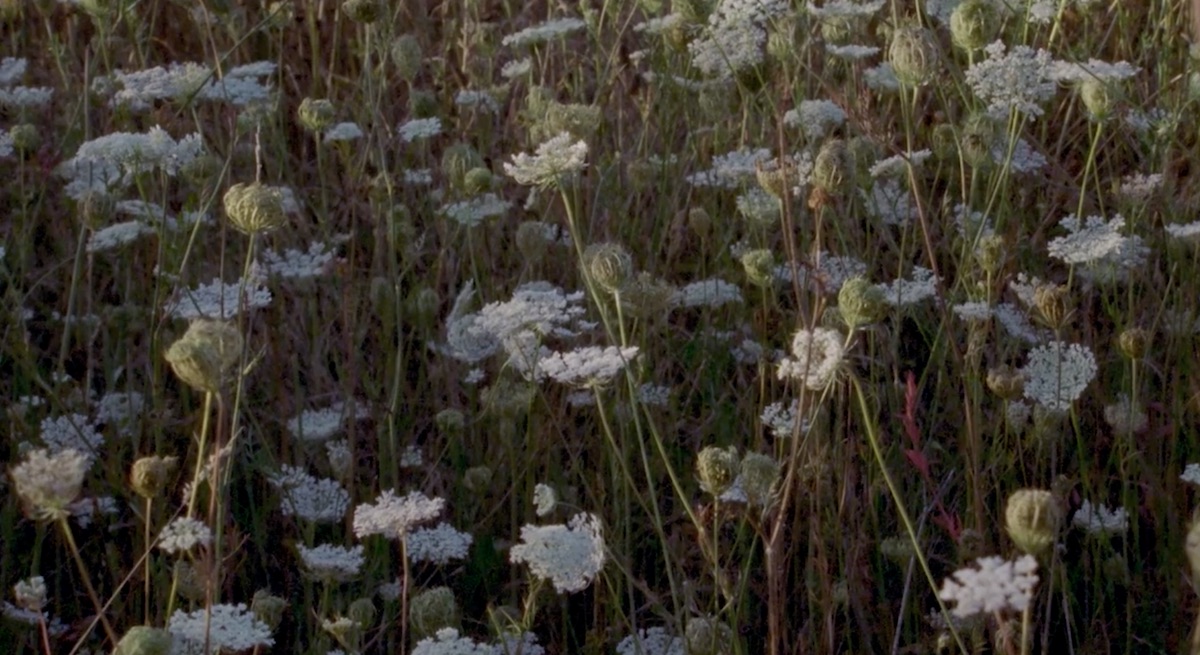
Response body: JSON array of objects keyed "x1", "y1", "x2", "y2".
[{"x1": 2, "y1": 0, "x2": 1200, "y2": 653}]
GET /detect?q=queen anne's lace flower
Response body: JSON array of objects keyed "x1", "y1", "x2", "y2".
[
  {"x1": 503, "y1": 132, "x2": 588, "y2": 187},
  {"x1": 964, "y1": 41, "x2": 1056, "y2": 120},
  {"x1": 538, "y1": 345, "x2": 639, "y2": 388},
  {"x1": 777, "y1": 327, "x2": 845, "y2": 390},
  {"x1": 1021, "y1": 341, "x2": 1096, "y2": 412},
  {"x1": 406, "y1": 523, "x2": 474, "y2": 565},
  {"x1": 412, "y1": 628, "x2": 495, "y2": 655},
  {"x1": 168, "y1": 603, "x2": 274, "y2": 653},
  {"x1": 1072, "y1": 500, "x2": 1129, "y2": 535},
  {"x1": 353, "y1": 490, "x2": 445, "y2": 540},
  {"x1": 617, "y1": 627, "x2": 685, "y2": 655},
  {"x1": 501, "y1": 18, "x2": 587, "y2": 48},
  {"x1": 10, "y1": 449, "x2": 89, "y2": 521},
  {"x1": 158, "y1": 517, "x2": 213, "y2": 554},
  {"x1": 268, "y1": 466, "x2": 351, "y2": 524},
  {"x1": 1047, "y1": 213, "x2": 1127, "y2": 265},
  {"x1": 938, "y1": 555, "x2": 1039, "y2": 618},
  {"x1": 510, "y1": 513, "x2": 606, "y2": 593},
  {"x1": 297, "y1": 543, "x2": 364, "y2": 582},
  {"x1": 672, "y1": 278, "x2": 744, "y2": 308}
]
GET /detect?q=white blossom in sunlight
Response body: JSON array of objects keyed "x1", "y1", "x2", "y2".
[
  {"x1": 1119, "y1": 173, "x2": 1163, "y2": 202},
  {"x1": 268, "y1": 466, "x2": 351, "y2": 524},
  {"x1": 777, "y1": 327, "x2": 845, "y2": 390},
  {"x1": 1048, "y1": 59, "x2": 1140, "y2": 83},
  {"x1": 13, "y1": 576, "x2": 46, "y2": 612},
  {"x1": 168, "y1": 603, "x2": 274, "y2": 653},
  {"x1": 938, "y1": 555, "x2": 1038, "y2": 618},
  {"x1": 689, "y1": 0, "x2": 790, "y2": 80},
  {"x1": 761, "y1": 399, "x2": 810, "y2": 439},
  {"x1": 353, "y1": 490, "x2": 445, "y2": 540},
  {"x1": 1020, "y1": 341, "x2": 1096, "y2": 412},
  {"x1": 286, "y1": 402, "x2": 357, "y2": 443},
  {"x1": 158, "y1": 517, "x2": 212, "y2": 554},
  {"x1": 510, "y1": 513, "x2": 606, "y2": 593},
  {"x1": 106, "y1": 62, "x2": 213, "y2": 109},
  {"x1": 501, "y1": 17, "x2": 587, "y2": 48},
  {"x1": 504, "y1": 132, "x2": 588, "y2": 187},
  {"x1": 297, "y1": 543, "x2": 364, "y2": 582},
  {"x1": 197, "y1": 61, "x2": 276, "y2": 106},
  {"x1": 806, "y1": 0, "x2": 885, "y2": 19},
  {"x1": 476, "y1": 282, "x2": 590, "y2": 343},
  {"x1": 1072, "y1": 500, "x2": 1129, "y2": 535},
  {"x1": 407, "y1": 523, "x2": 474, "y2": 565},
  {"x1": 869, "y1": 149, "x2": 931, "y2": 178},
  {"x1": 534, "y1": 484, "x2": 557, "y2": 517},
  {"x1": 501, "y1": 58, "x2": 533, "y2": 78},
  {"x1": 964, "y1": 41, "x2": 1056, "y2": 120},
  {"x1": 784, "y1": 99, "x2": 846, "y2": 142},
  {"x1": 538, "y1": 346, "x2": 639, "y2": 388},
  {"x1": 686, "y1": 147, "x2": 772, "y2": 188},
  {"x1": 1047, "y1": 213, "x2": 1127, "y2": 265},
  {"x1": 827, "y1": 43, "x2": 880, "y2": 60},
  {"x1": 10, "y1": 449, "x2": 89, "y2": 522},
  {"x1": 59, "y1": 127, "x2": 205, "y2": 198}
]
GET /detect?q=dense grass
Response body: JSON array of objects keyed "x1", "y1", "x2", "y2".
[{"x1": 2, "y1": 0, "x2": 1200, "y2": 653}]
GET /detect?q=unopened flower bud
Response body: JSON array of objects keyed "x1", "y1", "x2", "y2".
[
  {"x1": 685, "y1": 616, "x2": 734, "y2": 655},
  {"x1": 812, "y1": 139, "x2": 852, "y2": 195},
  {"x1": 251, "y1": 589, "x2": 288, "y2": 631},
  {"x1": 974, "y1": 233, "x2": 1006, "y2": 275},
  {"x1": 224, "y1": 182, "x2": 286, "y2": 235},
  {"x1": 584, "y1": 242, "x2": 634, "y2": 294},
  {"x1": 1117, "y1": 327, "x2": 1150, "y2": 359},
  {"x1": 130, "y1": 455, "x2": 178, "y2": 499},
  {"x1": 740, "y1": 249, "x2": 776, "y2": 288},
  {"x1": 410, "y1": 587, "x2": 460, "y2": 639},
  {"x1": 435, "y1": 408, "x2": 465, "y2": 435},
  {"x1": 1033, "y1": 282, "x2": 1072, "y2": 330},
  {"x1": 621, "y1": 272, "x2": 676, "y2": 320},
  {"x1": 1005, "y1": 488, "x2": 1062, "y2": 557},
  {"x1": 341, "y1": 0, "x2": 379, "y2": 22},
  {"x1": 696, "y1": 445, "x2": 739, "y2": 497},
  {"x1": 9, "y1": 123, "x2": 38, "y2": 156},
  {"x1": 838, "y1": 276, "x2": 886, "y2": 329},
  {"x1": 986, "y1": 365, "x2": 1025, "y2": 400},
  {"x1": 960, "y1": 114, "x2": 995, "y2": 170},
  {"x1": 740, "y1": 452, "x2": 779, "y2": 506},
  {"x1": 950, "y1": 0, "x2": 998, "y2": 51},
  {"x1": 515, "y1": 221, "x2": 551, "y2": 262},
  {"x1": 1080, "y1": 78, "x2": 1116, "y2": 121},
  {"x1": 462, "y1": 465, "x2": 493, "y2": 492},
  {"x1": 462, "y1": 167, "x2": 494, "y2": 195},
  {"x1": 297, "y1": 97, "x2": 336, "y2": 133},
  {"x1": 442, "y1": 142, "x2": 486, "y2": 194},
  {"x1": 888, "y1": 25, "x2": 938, "y2": 87},
  {"x1": 687, "y1": 207, "x2": 712, "y2": 237},
  {"x1": 112, "y1": 626, "x2": 173, "y2": 655},
  {"x1": 391, "y1": 34, "x2": 423, "y2": 83},
  {"x1": 164, "y1": 319, "x2": 243, "y2": 394},
  {"x1": 347, "y1": 597, "x2": 377, "y2": 627},
  {"x1": 76, "y1": 190, "x2": 116, "y2": 230}
]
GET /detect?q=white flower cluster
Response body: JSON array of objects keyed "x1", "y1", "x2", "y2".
[
  {"x1": 672, "y1": 278, "x2": 744, "y2": 309},
  {"x1": 87, "y1": 220, "x2": 155, "y2": 254},
  {"x1": 1020, "y1": 341, "x2": 1097, "y2": 412},
  {"x1": 938, "y1": 555, "x2": 1039, "y2": 618},
  {"x1": 538, "y1": 345, "x2": 639, "y2": 388},
  {"x1": 106, "y1": 60, "x2": 275, "y2": 110},
  {"x1": 1047, "y1": 213, "x2": 1127, "y2": 265},
  {"x1": 1181, "y1": 463, "x2": 1200, "y2": 486},
  {"x1": 992, "y1": 137, "x2": 1046, "y2": 174},
  {"x1": 323, "y1": 121, "x2": 363, "y2": 143},
  {"x1": 168, "y1": 603, "x2": 274, "y2": 653},
  {"x1": 533, "y1": 484, "x2": 557, "y2": 517},
  {"x1": 297, "y1": 543, "x2": 364, "y2": 582},
  {"x1": 504, "y1": 132, "x2": 588, "y2": 187},
  {"x1": 40, "y1": 414, "x2": 103, "y2": 461},
  {"x1": 861, "y1": 178, "x2": 916, "y2": 226},
  {"x1": 398, "y1": 117, "x2": 443, "y2": 142},
  {"x1": 1103, "y1": 394, "x2": 1147, "y2": 435},
  {"x1": 617, "y1": 627, "x2": 685, "y2": 655},
  {"x1": 69, "y1": 496, "x2": 119, "y2": 528},
  {"x1": 412, "y1": 628, "x2": 496, "y2": 655},
  {"x1": 1048, "y1": 59, "x2": 1140, "y2": 83},
  {"x1": 761, "y1": 399, "x2": 809, "y2": 438},
  {"x1": 501, "y1": 17, "x2": 587, "y2": 48},
  {"x1": 777, "y1": 327, "x2": 845, "y2": 390},
  {"x1": 261, "y1": 239, "x2": 342, "y2": 279},
  {"x1": 158, "y1": 517, "x2": 213, "y2": 554},
  {"x1": 1119, "y1": 172, "x2": 1163, "y2": 202},
  {"x1": 353, "y1": 490, "x2": 445, "y2": 540},
  {"x1": 689, "y1": 0, "x2": 789, "y2": 79},
  {"x1": 869, "y1": 149, "x2": 931, "y2": 178},
  {"x1": 510, "y1": 512, "x2": 607, "y2": 593},
  {"x1": 1072, "y1": 500, "x2": 1129, "y2": 535},
  {"x1": 286, "y1": 400, "x2": 360, "y2": 443},
  {"x1": 805, "y1": 0, "x2": 885, "y2": 20},
  {"x1": 268, "y1": 466, "x2": 351, "y2": 524},
  {"x1": 685, "y1": 147, "x2": 771, "y2": 188},
  {"x1": 440, "y1": 193, "x2": 512, "y2": 227},
  {"x1": 964, "y1": 41, "x2": 1057, "y2": 120},
  {"x1": 407, "y1": 522, "x2": 474, "y2": 565},
  {"x1": 59, "y1": 126, "x2": 205, "y2": 199},
  {"x1": 0, "y1": 57, "x2": 51, "y2": 110},
  {"x1": 783, "y1": 99, "x2": 846, "y2": 142},
  {"x1": 875, "y1": 266, "x2": 940, "y2": 307},
  {"x1": 0, "y1": 129, "x2": 11, "y2": 158},
  {"x1": 168, "y1": 274, "x2": 272, "y2": 320}
]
